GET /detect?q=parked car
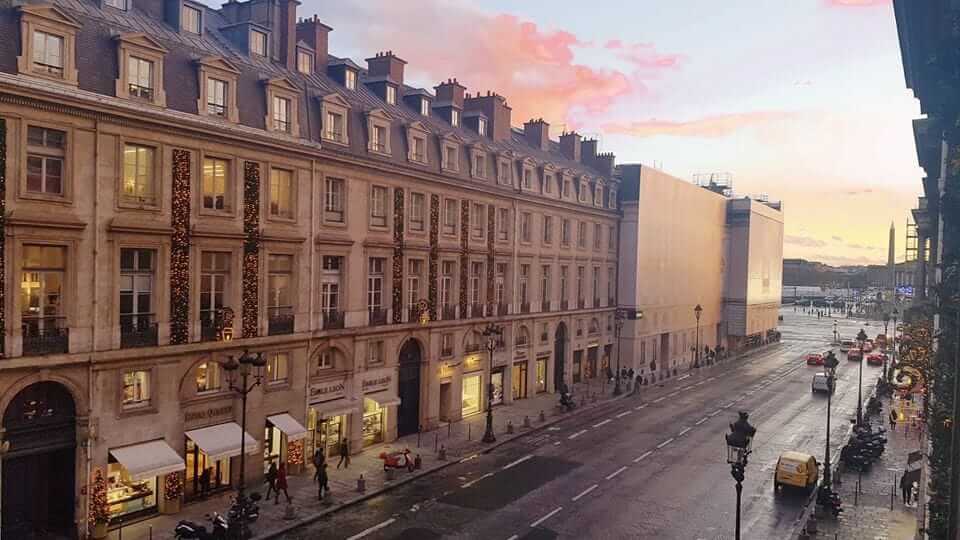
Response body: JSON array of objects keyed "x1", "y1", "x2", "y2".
[
  {"x1": 840, "y1": 340, "x2": 855, "y2": 353},
  {"x1": 812, "y1": 373, "x2": 834, "y2": 394},
  {"x1": 806, "y1": 353, "x2": 824, "y2": 366},
  {"x1": 866, "y1": 353, "x2": 886, "y2": 366},
  {"x1": 847, "y1": 349, "x2": 863, "y2": 361},
  {"x1": 774, "y1": 451, "x2": 820, "y2": 493}
]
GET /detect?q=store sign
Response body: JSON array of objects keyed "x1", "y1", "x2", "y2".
[
  {"x1": 537, "y1": 351, "x2": 551, "y2": 359},
  {"x1": 438, "y1": 363, "x2": 453, "y2": 379},
  {"x1": 183, "y1": 402, "x2": 234, "y2": 427},
  {"x1": 309, "y1": 378, "x2": 348, "y2": 403},
  {"x1": 362, "y1": 374, "x2": 392, "y2": 393},
  {"x1": 514, "y1": 348, "x2": 527, "y2": 359}
]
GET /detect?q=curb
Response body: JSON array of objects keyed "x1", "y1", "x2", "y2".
[{"x1": 254, "y1": 344, "x2": 781, "y2": 539}]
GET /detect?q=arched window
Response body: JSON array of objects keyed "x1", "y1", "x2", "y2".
[
  {"x1": 314, "y1": 347, "x2": 344, "y2": 375},
  {"x1": 195, "y1": 359, "x2": 222, "y2": 393}
]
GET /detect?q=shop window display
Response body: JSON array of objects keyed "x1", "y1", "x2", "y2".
[
  {"x1": 107, "y1": 457, "x2": 157, "y2": 520},
  {"x1": 462, "y1": 374, "x2": 481, "y2": 416},
  {"x1": 362, "y1": 398, "x2": 384, "y2": 447},
  {"x1": 184, "y1": 438, "x2": 230, "y2": 499}
]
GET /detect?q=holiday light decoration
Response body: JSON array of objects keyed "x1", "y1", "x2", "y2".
[
  {"x1": 170, "y1": 149, "x2": 192, "y2": 344},
  {"x1": 0, "y1": 119, "x2": 6, "y2": 356},
  {"x1": 287, "y1": 439, "x2": 304, "y2": 465},
  {"x1": 89, "y1": 467, "x2": 110, "y2": 526},
  {"x1": 428, "y1": 194, "x2": 439, "y2": 319},
  {"x1": 486, "y1": 204, "x2": 495, "y2": 313},
  {"x1": 164, "y1": 470, "x2": 183, "y2": 500},
  {"x1": 459, "y1": 200, "x2": 470, "y2": 316},
  {"x1": 242, "y1": 161, "x2": 261, "y2": 339},
  {"x1": 391, "y1": 189, "x2": 404, "y2": 323}
]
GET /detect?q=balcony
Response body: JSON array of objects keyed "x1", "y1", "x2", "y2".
[
  {"x1": 542, "y1": 300, "x2": 551, "y2": 312},
  {"x1": 578, "y1": 299, "x2": 585, "y2": 309},
  {"x1": 496, "y1": 303, "x2": 509, "y2": 317},
  {"x1": 407, "y1": 306, "x2": 421, "y2": 323},
  {"x1": 369, "y1": 308, "x2": 388, "y2": 326},
  {"x1": 22, "y1": 317, "x2": 68, "y2": 356},
  {"x1": 608, "y1": 297, "x2": 615, "y2": 307},
  {"x1": 520, "y1": 302, "x2": 530, "y2": 314},
  {"x1": 593, "y1": 298, "x2": 600, "y2": 308},
  {"x1": 120, "y1": 314, "x2": 158, "y2": 349},
  {"x1": 268, "y1": 307, "x2": 295, "y2": 336},
  {"x1": 465, "y1": 342, "x2": 481, "y2": 353},
  {"x1": 200, "y1": 316, "x2": 219, "y2": 342},
  {"x1": 561, "y1": 300, "x2": 569, "y2": 311},
  {"x1": 470, "y1": 303, "x2": 485, "y2": 319},
  {"x1": 442, "y1": 304, "x2": 457, "y2": 321},
  {"x1": 322, "y1": 310, "x2": 344, "y2": 330},
  {"x1": 441, "y1": 345, "x2": 453, "y2": 357}
]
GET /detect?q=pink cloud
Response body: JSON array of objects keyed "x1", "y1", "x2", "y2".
[{"x1": 603, "y1": 111, "x2": 797, "y2": 138}]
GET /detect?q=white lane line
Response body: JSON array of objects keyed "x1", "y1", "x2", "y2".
[
  {"x1": 462, "y1": 472, "x2": 494, "y2": 488},
  {"x1": 569, "y1": 429, "x2": 588, "y2": 440},
  {"x1": 677, "y1": 374, "x2": 691, "y2": 380},
  {"x1": 616, "y1": 410, "x2": 632, "y2": 418},
  {"x1": 656, "y1": 438, "x2": 675, "y2": 449},
  {"x1": 593, "y1": 419, "x2": 612, "y2": 428},
  {"x1": 346, "y1": 518, "x2": 397, "y2": 540},
  {"x1": 459, "y1": 453, "x2": 479, "y2": 463},
  {"x1": 709, "y1": 410, "x2": 722, "y2": 416},
  {"x1": 635, "y1": 404, "x2": 648, "y2": 410},
  {"x1": 571, "y1": 484, "x2": 599, "y2": 501},
  {"x1": 547, "y1": 427, "x2": 562, "y2": 431},
  {"x1": 694, "y1": 381, "x2": 705, "y2": 386},
  {"x1": 677, "y1": 427, "x2": 692, "y2": 436},
  {"x1": 553, "y1": 441, "x2": 561, "y2": 446},
  {"x1": 652, "y1": 397, "x2": 666, "y2": 403},
  {"x1": 634, "y1": 450, "x2": 653, "y2": 463},
  {"x1": 507, "y1": 535, "x2": 519, "y2": 540},
  {"x1": 605, "y1": 466, "x2": 628, "y2": 480},
  {"x1": 530, "y1": 506, "x2": 563, "y2": 528},
  {"x1": 503, "y1": 455, "x2": 533, "y2": 470},
  {"x1": 722, "y1": 402, "x2": 734, "y2": 409},
  {"x1": 695, "y1": 417, "x2": 708, "y2": 426},
  {"x1": 707, "y1": 377, "x2": 717, "y2": 382}
]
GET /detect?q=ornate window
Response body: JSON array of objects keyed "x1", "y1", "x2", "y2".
[
  {"x1": 196, "y1": 56, "x2": 240, "y2": 122},
  {"x1": 114, "y1": 32, "x2": 167, "y2": 106},
  {"x1": 406, "y1": 122, "x2": 429, "y2": 164},
  {"x1": 17, "y1": 5, "x2": 80, "y2": 86},
  {"x1": 264, "y1": 78, "x2": 300, "y2": 136},
  {"x1": 367, "y1": 108, "x2": 393, "y2": 156}
]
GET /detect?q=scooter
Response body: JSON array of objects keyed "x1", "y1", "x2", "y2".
[
  {"x1": 559, "y1": 391, "x2": 577, "y2": 412},
  {"x1": 817, "y1": 486, "x2": 843, "y2": 517},
  {"x1": 379, "y1": 449, "x2": 416, "y2": 472},
  {"x1": 174, "y1": 512, "x2": 228, "y2": 539}
]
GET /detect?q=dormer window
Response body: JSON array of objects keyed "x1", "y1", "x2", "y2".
[
  {"x1": 367, "y1": 109, "x2": 393, "y2": 156},
  {"x1": 478, "y1": 117, "x2": 486, "y2": 136},
  {"x1": 196, "y1": 56, "x2": 240, "y2": 122},
  {"x1": 207, "y1": 78, "x2": 227, "y2": 116},
  {"x1": 522, "y1": 168, "x2": 534, "y2": 190},
  {"x1": 115, "y1": 32, "x2": 167, "y2": 106},
  {"x1": 498, "y1": 160, "x2": 512, "y2": 185},
  {"x1": 420, "y1": 99, "x2": 430, "y2": 117},
  {"x1": 471, "y1": 149, "x2": 486, "y2": 179},
  {"x1": 345, "y1": 70, "x2": 357, "y2": 90},
  {"x1": 451, "y1": 109, "x2": 460, "y2": 127},
  {"x1": 250, "y1": 30, "x2": 267, "y2": 56},
  {"x1": 297, "y1": 50, "x2": 313, "y2": 74},
  {"x1": 579, "y1": 180, "x2": 588, "y2": 203},
  {"x1": 442, "y1": 143, "x2": 459, "y2": 172},
  {"x1": 372, "y1": 125, "x2": 387, "y2": 152},
  {"x1": 594, "y1": 183, "x2": 603, "y2": 206},
  {"x1": 182, "y1": 5, "x2": 202, "y2": 34},
  {"x1": 264, "y1": 78, "x2": 300, "y2": 136},
  {"x1": 321, "y1": 93, "x2": 350, "y2": 145},
  {"x1": 127, "y1": 56, "x2": 154, "y2": 101},
  {"x1": 33, "y1": 31, "x2": 65, "y2": 77},
  {"x1": 386, "y1": 85, "x2": 397, "y2": 105},
  {"x1": 609, "y1": 188, "x2": 617, "y2": 209},
  {"x1": 326, "y1": 111, "x2": 344, "y2": 141},
  {"x1": 543, "y1": 173, "x2": 553, "y2": 194},
  {"x1": 272, "y1": 96, "x2": 291, "y2": 132},
  {"x1": 104, "y1": 0, "x2": 127, "y2": 10},
  {"x1": 17, "y1": 6, "x2": 81, "y2": 86}
]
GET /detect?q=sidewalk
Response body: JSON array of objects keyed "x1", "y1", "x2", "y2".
[
  {"x1": 116, "y1": 346, "x2": 773, "y2": 540},
  {"x1": 804, "y1": 392, "x2": 922, "y2": 540}
]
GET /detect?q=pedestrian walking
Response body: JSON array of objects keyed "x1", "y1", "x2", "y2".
[
  {"x1": 337, "y1": 438, "x2": 351, "y2": 469},
  {"x1": 900, "y1": 472, "x2": 910, "y2": 503},
  {"x1": 628, "y1": 368, "x2": 635, "y2": 381},
  {"x1": 274, "y1": 463, "x2": 292, "y2": 504},
  {"x1": 264, "y1": 460, "x2": 278, "y2": 500},
  {"x1": 317, "y1": 463, "x2": 330, "y2": 500},
  {"x1": 634, "y1": 375, "x2": 642, "y2": 395},
  {"x1": 889, "y1": 409, "x2": 898, "y2": 431},
  {"x1": 199, "y1": 467, "x2": 211, "y2": 498}
]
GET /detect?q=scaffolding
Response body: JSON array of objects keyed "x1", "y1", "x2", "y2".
[
  {"x1": 906, "y1": 220, "x2": 918, "y2": 263},
  {"x1": 692, "y1": 172, "x2": 733, "y2": 197}
]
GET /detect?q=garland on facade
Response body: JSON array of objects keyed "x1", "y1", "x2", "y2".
[
  {"x1": 0, "y1": 119, "x2": 6, "y2": 357},
  {"x1": 459, "y1": 201, "x2": 470, "y2": 316},
  {"x1": 428, "y1": 194, "x2": 439, "y2": 320},
  {"x1": 242, "y1": 161, "x2": 261, "y2": 339},
  {"x1": 88, "y1": 468, "x2": 109, "y2": 526},
  {"x1": 486, "y1": 204, "x2": 496, "y2": 312},
  {"x1": 392, "y1": 189, "x2": 404, "y2": 323},
  {"x1": 287, "y1": 439, "x2": 304, "y2": 465},
  {"x1": 164, "y1": 471, "x2": 183, "y2": 500},
  {"x1": 170, "y1": 149, "x2": 192, "y2": 345}
]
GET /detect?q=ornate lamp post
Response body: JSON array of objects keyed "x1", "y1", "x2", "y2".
[
  {"x1": 725, "y1": 411, "x2": 756, "y2": 540},
  {"x1": 481, "y1": 323, "x2": 503, "y2": 444},
  {"x1": 833, "y1": 320, "x2": 839, "y2": 345},
  {"x1": 222, "y1": 350, "x2": 267, "y2": 539},
  {"x1": 855, "y1": 328, "x2": 868, "y2": 426},
  {"x1": 694, "y1": 304, "x2": 703, "y2": 368},
  {"x1": 613, "y1": 310, "x2": 626, "y2": 395},
  {"x1": 889, "y1": 308, "x2": 899, "y2": 381},
  {"x1": 822, "y1": 351, "x2": 839, "y2": 488}
]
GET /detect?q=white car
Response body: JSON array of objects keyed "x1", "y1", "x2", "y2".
[{"x1": 812, "y1": 373, "x2": 834, "y2": 394}]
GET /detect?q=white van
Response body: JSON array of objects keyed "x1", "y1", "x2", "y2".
[{"x1": 812, "y1": 373, "x2": 834, "y2": 394}]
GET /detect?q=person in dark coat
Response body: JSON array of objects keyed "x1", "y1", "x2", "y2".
[
  {"x1": 337, "y1": 439, "x2": 351, "y2": 469},
  {"x1": 264, "y1": 461, "x2": 278, "y2": 500},
  {"x1": 274, "y1": 463, "x2": 292, "y2": 504},
  {"x1": 317, "y1": 462, "x2": 330, "y2": 500},
  {"x1": 900, "y1": 473, "x2": 910, "y2": 503},
  {"x1": 199, "y1": 467, "x2": 211, "y2": 498}
]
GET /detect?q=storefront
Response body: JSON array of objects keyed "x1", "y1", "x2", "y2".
[
  {"x1": 362, "y1": 371, "x2": 401, "y2": 448},
  {"x1": 573, "y1": 350, "x2": 583, "y2": 383},
  {"x1": 263, "y1": 413, "x2": 308, "y2": 473},
  {"x1": 462, "y1": 373, "x2": 482, "y2": 416},
  {"x1": 512, "y1": 361, "x2": 528, "y2": 400},
  {"x1": 491, "y1": 368, "x2": 504, "y2": 406},
  {"x1": 588, "y1": 345, "x2": 599, "y2": 378},
  {"x1": 536, "y1": 355, "x2": 548, "y2": 393},
  {"x1": 107, "y1": 440, "x2": 184, "y2": 521},
  {"x1": 362, "y1": 398, "x2": 385, "y2": 446},
  {"x1": 307, "y1": 377, "x2": 355, "y2": 458},
  {"x1": 184, "y1": 422, "x2": 258, "y2": 500}
]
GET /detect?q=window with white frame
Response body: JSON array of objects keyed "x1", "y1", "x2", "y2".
[
  {"x1": 609, "y1": 188, "x2": 617, "y2": 209},
  {"x1": 32, "y1": 31, "x2": 65, "y2": 77},
  {"x1": 269, "y1": 168, "x2": 293, "y2": 219},
  {"x1": 272, "y1": 96, "x2": 291, "y2": 133},
  {"x1": 325, "y1": 110, "x2": 345, "y2": 143},
  {"x1": 367, "y1": 258, "x2": 385, "y2": 312},
  {"x1": 320, "y1": 255, "x2": 342, "y2": 315},
  {"x1": 195, "y1": 361, "x2": 221, "y2": 393},
  {"x1": 386, "y1": 85, "x2": 397, "y2": 105},
  {"x1": 420, "y1": 99, "x2": 430, "y2": 116},
  {"x1": 470, "y1": 261, "x2": 483, "y2": 304},
  {"x1": 345, "y1": 69, "x2": 357, "y2": 90},
  {"x1": 122, "y1": 370, "x2": 150, "y2": 408},
  {"x1": 202, "y1": 157, "x2": 230, "y2": 211},
  {"x1": 559, "y1": 266, "x2": 568, "y2": 302},
  {"x1": 495, "y1": 262, "x2": 506, "y2": 305},
  {"x1": 318, "y1": 349, "x2": 334, "y2": 370},
  {"x1": 541, "y1": 265, "x2": 551, "y2": 302},
  {"x1": 592, "y1": 266, "x2": 600, "y2": 301},
  {"x1": 368, "y1": 340, "x2": 384, "y2": 366},
  {"x1": 440, "y1": 261, "x2": 454, "y2": 309},
  {"x1": 297, "y1": 50, "x2": 313, "y2": 74},
  {"x1": 472, "y1": 151, "x2": 486, "y2": 178},
  {"x1": 409, "y1": 192, "x2": 425, "y2": 231},
  {"x1": 543, "y1": 173, "x2": 553, "y2": 194},
  {"x1": 127, "y1": 56, "x2": 155, "y2": 101},
  {"x1": 519, "y1": 213, "x2": 531, "y2": 243},
  {"x1": 578, "y1": 181, "x2": 588, "y2": 202},
  {"x1": 594, "y1": 223, "x2": 602, "y2": 250},
  {"x1": 543, "y1": 216, "x2": 553, "y2": 244},
  {"x1": 120, "y1": 248, "x2": 155, "y2": 334},
  {"x1": 595, "y1": 183, "x2": 603, "y2": 206},
  {"x1": 443, "y1": 199, "x2": 458, "y2": 235},
  {"x1": 371, "y1": 124, "x2": 387, "y2": 153},
  {"x1": 608, "y1": 226, "x2": 616, "y2": 250},
  {"x1": 21, "y1": 245, "x2": 65, "y2": 337},
  {"x1": 519, "y1": 264, "x2": 529, "y2": 303},
  {"x1": 451, "y1": 109, "x2": 460, "y2": 127},
  {"x1": 25, "y1": 126, "x2": 65, "y2": 196},
  {"x1": 182, "y1": 5, "x2": 202, "y2": 33},
  {"x1": 441, "y1": 333, "x2": 453, "y2": 356},
  {"x1": 478, "y1": 117, "x2": 487, "y2": 137},
  {"x1": 200, "y1": 252, "x2": 230, "y2": 329},
  {"x1": 522, "y1": 168, "x2": 533, "y2": 190},
  {"x1": 577, "y1": 222, "x2": 587, "y2": 248},
  {"x1": 496, "y1": 208, "x2": 508, "y2": 241},
  {"x1": 267, "y1": 351, "x2": 289, "y2": 384},
  {"x1": 370, "y1": 185, "x2": 388, "y2": 227},
  {"x1": 206, "y1": 77, "x2": 227, "y2": 117},
  {"x1": 411, "y1": 135, "x2": 426, "y2": 163},
  {"x1": 442, "y1": 145, "x2": 458, "y2": 171},
  {"x1": 324, "y1": 177, "x2": 344, "y2": 222},
  {"x1": 250, "y1": 30, "x2": 267, "y2": 56},
  {"x1": 498, "y1": 160, "x2": 511, "y2": 185},
  {"x1": 562, "y1": 177, "x2": 571, "y2": 198},
  {"x1": 267, "y1": 254, "x2": 293, "y2": 321},
  {"x1": 561, "y1": 219, "x2": 571, "y2": 245},
  {"x1": 471, "y1": 203, "x2": 484, "y2": 240},
  {"x1": 576, "y1": 266, "x2": 584, "y2": 302}
]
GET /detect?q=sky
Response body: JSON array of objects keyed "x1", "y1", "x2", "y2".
[{"x1": 292, "y1": 0, "x2": 923, "y2": 266}]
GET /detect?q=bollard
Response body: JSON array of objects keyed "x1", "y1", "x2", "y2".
[
  {"x1": 807, "y1": 515, "x2": 818, "y2": 534},
  {"x1": 506, "y1": 420, "x2": 515, "y2": 434},
  {"x1": 435, "y1": 432, "x2": 439, "y2": 452},
  {"x1": 448, "y1": 422, "x2": 452, "y2": 437},
  {"x1": 415, "y1": 453, "x2": 422, "y2": 469},
  {"x1": 438, "y1": 445, "x2": 447, "y2": 461},
  {"x1": 523, "y1": 415, "x2": 531, "y2": 428},
  {"x1": 118, "y1": 519, "x2": 123, "y2": 540},
  {"x1": 149, "y1": 526, "x2": 152, "y2": 540},
  {"x1": 283, "y1": 504, "x2": 297, "y2": 520},
  {"x1": 418, "y1": 427, "x2": 422, "y2": 448},
  {"x1": 539, "y1": 410, "x2": 546, "y2": 422},
  {"x1": 468, "y1": 424, "x2": 472, "y2": 441},
  {"x1": 386, "y1": 468, "x2": 395, "y2": 481},
  {"x1": 357, "y1": 474, "x2": 366, "y2": 492}
]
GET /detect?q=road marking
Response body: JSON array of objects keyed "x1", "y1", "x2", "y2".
[
  {"x1": 723, "y1": 402, "x2": 734, "y2": 409},
  {"x1": 657, "y1": 438, "x2": 675, "y2": 449},
  {"x1": 678, "y1": 427, "x2": 692, "y2": 436},
  {"x1": 459, "y1": 453, "x2": 479, "y2": 463},
  {"x1": 694, "y1": 381, "x2": 705, "y2": 386},
  {"x1": 462, "y1": 472, "x2": 494, "y2": 488},
  {"x1": 503, "y1": 455, "x2": 533, "y2": 470},
  {"x1": 593, "y1": 419, "x2": 612, "y2": 428},
  {"x1": 530, "y1": 506, "x2": 563, "y2": 528},
  {"x1": 553, "y1": 441, "x2": 561, "y2": 446},
  {"x1": 635, "y1": 404, "x2": 648, "y2": 410},
  {"x1": 634, "y1": 450, "x2": 653, "y2": 463},
  {"x1": 569, "y1": 429, "x2": 588, "y2": 439},
  {"x1": 346, "y1": 518, "x2": 397, "y2": 540},
  {"x1": 678, "y1": 374, "x2": 691, "y2": 380},
  {"x1": 653, "y1": 397, "x2": 666, "y2": 403},
  {"x1": 616, "y1": 410, "x2": 632, "y2": 418},
  {"x1": 572, "y1": 484, "x2": 599, "y2": 501},
  {"x1": 547, "y1": 427, "x2": 562, "y2": 431},
  {"x1": 605, "y1": 466, "x2": 628, "y2": 480},
  {"x1": 507, "y1": 536, "x2": 519, "y2": 540},
  {"x1": 707, "y1": 377, "x2": 717, "y2": 382},
  {"x1": 695, "y1": 417, "x2": 708, "y2": 425}
]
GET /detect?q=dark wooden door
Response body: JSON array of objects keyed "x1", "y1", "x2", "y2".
[
  {"x1": 554, "y1": 323, "x2": 566, "y2": 390},
  {"x1": 397, "y1": 340, "x2": 422, "y2": 437}
]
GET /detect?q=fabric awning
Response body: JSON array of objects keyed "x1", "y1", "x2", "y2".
[
  {"x1": 109, "y1": 440, "x2": 185, "y2": 481},
  {"x1": 311, "y1": 398, "x2": 358, "y2": 418},
  {"x1": 368, "y1": 394, "x2": 401, "y2": 407},
  {"x1": 185, "y1": 422, "x2": 258, "y2": 462},
  {"x1": 267, "y1": 413, "x2": 308, "y2": 441}
]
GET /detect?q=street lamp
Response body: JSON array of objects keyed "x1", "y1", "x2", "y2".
[
  {"x1": 833, "y1": 321, "x2": 838, "y2": 345},
  {"x1": 889, "y1": 308, "x2": 899, "y2": 382},
  {"x1": 222, "y1": 350, "x2": 267, "y2": 539},
  {"x1": 822, "y1": 351, "x2": 839, "y2": 488},
  {"x1": 613, "y1": 310, "x2": 626, "y2": 395},
  {"x1": 855, "y1": 328, "x2": 868, "y2": 426},
  {"x1": 725, "y1": 411, "x2": 756, "y2": 540},
  {"x1": 481, "y1": 323, "x2": 503, "y2": 444},
  {"x1": 694, "y1": 304, "x2": 703, "y2": 368}
]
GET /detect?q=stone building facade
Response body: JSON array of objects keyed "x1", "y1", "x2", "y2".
[{"x1": 0, "y1": 0, "x2": 618, "y2": 537}]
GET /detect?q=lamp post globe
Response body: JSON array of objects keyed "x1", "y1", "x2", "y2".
[
  {"x1": 855, "y1": 328, "x2": 868, "y2": 426},
  {"x1": 725, "y1": 411, "x2": 756, "y2": 540},
  {"x1": 694, "y1": 304, "x2": 703, "y2": 368},
  {"x1": 481, "y1": 323, "x2": 503, "y2": 444}
]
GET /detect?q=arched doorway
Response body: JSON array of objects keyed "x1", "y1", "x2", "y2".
[
  {"x1": 554, "y1": 322, "x2": 567, "y2": 391},
  {"x1": 397, "y1": 340, "x2": 422, "y2": 437},
  {"x1": 3, "y1": 381, "x2": 77, "y2": 539}
]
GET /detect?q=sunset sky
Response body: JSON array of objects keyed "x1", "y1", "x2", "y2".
[{"x1": 296, "y1": 0, "x2": 923, "y2": 266}]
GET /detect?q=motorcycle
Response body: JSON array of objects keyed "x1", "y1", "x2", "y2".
[
  {"x1": 817, "y1": 486, "x2": 843, "y2": 517},
  {"x1": 227, "y1": 492, "x2": 261, "y2": 525},
  {"x1": 379, "y1": 449, "x2": 416, "y2": 472},
  {"x1": 174, "y1": 513, "x2": 228, "y2": 540},
  {"x1": 559, "y1": 391, "x2": 577, "y2": 412}
]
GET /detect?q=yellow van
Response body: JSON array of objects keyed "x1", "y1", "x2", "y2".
[{"x1": 774, "y1": 451, "x2": 819, "y2": 492}]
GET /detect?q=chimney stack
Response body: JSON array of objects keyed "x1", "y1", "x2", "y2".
[
  {"x1": 296, "y1": 15, "x2": 332, "y2": 68},
  {"x1": 559, "y1": 131, "x2": 582, "y2": 162},
  {"x1": 434, "y1": 79, "x2": 466, "y2": 109},
  {"x1": 464, "y1": 91, "x2": 512, "y2": 142},
  {"x1": 594, "y1": 152, "x2": 615, "y2": 178},
  {"x1": 366, "y1": 51, "x2": 406, "y2": 86},
  {"x1": 581, "y1": 138, "x2": 598, "y2": 162},
  {"x1": 277, "y1": 0, "x2": 299, "y2": 70},
  {"x1": 523, "y1": 119, "x2": 550, "y2": 151}
]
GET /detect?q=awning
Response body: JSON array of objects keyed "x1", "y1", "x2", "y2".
[
  {"x1": 185, "y1": 422, "x2": 258, "y2": 462},
  {"x1": 109, "y1": 440, "x2": 185, "y2": 481},
  {"x1": 367, "y1": 394, "x2": 401, "y2": 407},
  {"x1": 311, "y1": 398, "x2": 358, "y2": 418},
  {"x1": 266, "y1": 413, "x2": 308, "y2": 441}
]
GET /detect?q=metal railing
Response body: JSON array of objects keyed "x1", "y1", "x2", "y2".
[
  {"x1": 542, "y1": 300, "x2": 551, "y2": 312},
  {"x1": 520, "y1": 302, "x2": 530, "y2": 314},
  {"x1": 369, "y1": 308, "x2": 388, "y2": 326},
  {"x1": 22, "y1": 317, "x2": 68, "y2": 355},
  {"x1": 322, "y1": 310, "x2": 344, "y2": 330},
  {"x1": 268, "y1": 307, "x2": 295, "y2": 335},
  {"x1": 442, "y1": 304, "x2": 457, "y2": 321},
  {"x1": 120, "y1": 314, "x2": 158, "y2": 349}
]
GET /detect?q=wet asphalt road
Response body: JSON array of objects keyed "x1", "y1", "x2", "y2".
[{"x1": 281, "y1": 309, "x2": 882, "y2": 540}]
